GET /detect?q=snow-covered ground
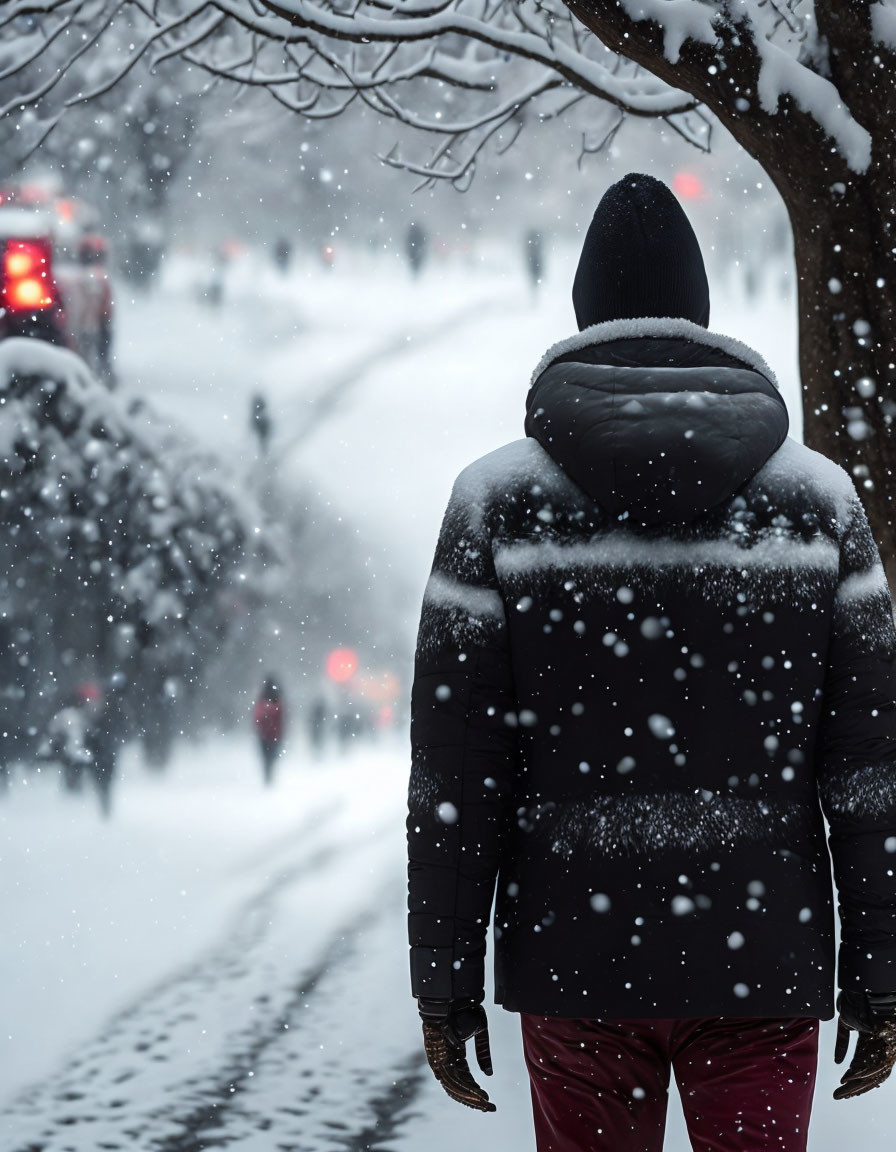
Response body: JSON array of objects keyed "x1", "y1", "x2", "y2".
[
  {"x1": 0, "y1": 733, "x2": 540, "y2": 1151},
  {"x1": 3, "y1": 247, "x2": 892, "y2": 1150},
  {"x1": 3, "y1": 735, "x2": 893, "y2": 1151}
]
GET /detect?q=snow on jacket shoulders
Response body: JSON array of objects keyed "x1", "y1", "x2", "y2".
[{"x1": 447, "y1": 432, "x2": 856, "y2": 550}]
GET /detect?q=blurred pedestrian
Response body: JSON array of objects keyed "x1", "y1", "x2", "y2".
[
  {"x1": 41, "y1": 677, "x2": 119, "y2": 814},
  {"x1": 273, "y1": 237, "x2": 292, "y2": 273},
  {"x1": 524, "y1": 227, "x2": 544, "y2": 297},
  {"x1": 406, "y1": 221, "x2": 427, "y2": 278},
  {"x1": 254, "y1": 675, "x2": 284, "y2": 785},
  {"x1": 251, "y1": 392, "x2": 272, "y2": 454},
  {"x1": 0, "y1": 683, "x2": 22, "y2": 792},
  {"x1": 206, "y1": 241, "x2": 228, "y2": 307},
  {"x1": 408, "y1": 173, "x2": 896, "y2": 1142},
  {"x1": 308, "y1": 696, "x2": 327, "y2": 756},
  {"x1": 141, "y1": 674, "x2": 179, "y2": 772},
  {"x1": 44, "y1": 691, "x2": 93, "y2": 794},
  {"x1": 87, "y1": 671, "x2": 128, "y2": 818}
]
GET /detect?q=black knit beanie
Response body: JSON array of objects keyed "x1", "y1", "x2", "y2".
[{"x1": 572, "y1": 173, "x2": 710, "y2": 330}]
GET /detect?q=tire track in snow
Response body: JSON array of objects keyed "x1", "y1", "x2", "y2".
[{"x1": 3, "y1": 808, "x2": 399, "y2": 1152}]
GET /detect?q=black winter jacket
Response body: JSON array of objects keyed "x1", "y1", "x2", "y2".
[{"x1": 407, "y1": 318, "x2": 896, "y2": 1020}]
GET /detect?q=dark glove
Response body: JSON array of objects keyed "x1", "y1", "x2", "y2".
[
  {"x1": 833, "y1": 989, "x2": 896, "y2": 1100},
  {"x1": 418, "y1": 997, "x2": 496, "y2": 1112}
]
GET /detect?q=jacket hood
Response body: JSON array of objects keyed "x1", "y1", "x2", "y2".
[{"x1": 525, "y1": 318, "x2": 789, "y2": 526}]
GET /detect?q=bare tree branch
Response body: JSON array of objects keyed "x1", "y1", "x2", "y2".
[
  {"x1": 0, "y1": 0, "x2": 880, "y2": 189},
  {"x1": 0, "y1": 0, "x2": 697, "y2": 188},
  {"x1": 0, "y1": 12, "x2": 74, "y2": 81},
  {"x1": 0, "y1": 0, "x2": 128, "y2": 123}
]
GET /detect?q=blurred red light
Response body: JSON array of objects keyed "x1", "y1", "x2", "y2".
[
  {"x1": 7, "y1": 277, "x2": 48, "y2": 309},
  {"x1": 326, "y1": 647, "x2": 358, "y2": 682},
  {"x1": 3, "y1": 240, "x2": 54, "y2": 310},
  {"x1": 672, "y1": 171, "x2": 706, "y2": 201}
]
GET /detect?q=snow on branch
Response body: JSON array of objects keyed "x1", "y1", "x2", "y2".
[
  {"x1": 574, "y1": 0, "x2": 873, "y2": 174},
  {"x1": 751, "y1": 27, "x2": 870, "y2": 171},
  {"x1": 3, "y1": 0, "x2": 878, "y2": 179},
  {"x1": 739, "y1": 0, "x2": 871, "y2": 171},
  {"x1": 256, "y1": 0, "x2": 692, "y2": 111},
  {"x1": 870, "y1": 1, "x2": 896, "y2": 50},
  {"x1": 617, "y1": 0, "x2": 718, "y2": 65},
  {"x1": 1, "y1": 0, "x2": 697, "y2": 186}
]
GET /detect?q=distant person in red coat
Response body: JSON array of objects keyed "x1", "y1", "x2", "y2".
[{"x1": 254, "y1": 675, "x2": 284, "y2": 785}]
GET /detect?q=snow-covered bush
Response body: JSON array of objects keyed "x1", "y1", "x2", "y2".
[{"x1": 0, "y1": 339, "x2": 262, "y2": 761}]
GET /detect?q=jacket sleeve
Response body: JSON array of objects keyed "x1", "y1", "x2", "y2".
[
  {"x1": 407, "y1": 471, "x2": 518, "y2": 1002},
  {"x1": 817, "y1": 487, "x2": 896, "y2": 993}
]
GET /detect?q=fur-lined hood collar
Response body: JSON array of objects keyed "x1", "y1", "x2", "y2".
[
  {"x1": 525, "y1": 318, "x2": 788, "y2": 526},
  {"x1": 531, "y1": 317, "x2": 779, "y2": 391}
]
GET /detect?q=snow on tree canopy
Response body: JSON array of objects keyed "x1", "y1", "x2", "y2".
[{"x1": 0, "y1": 338, "x2": 261, "y2": 673}]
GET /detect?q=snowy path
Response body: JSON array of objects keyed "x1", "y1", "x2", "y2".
[
  {"x1": 0, "y1": 738, "x2": 536, "y2": 1152},
  {"x1": 114, "y1": 253, "x2": 515, "y2": 471},
  {"x1": 3, "y1": 816, "x2": 403, "y2": 1150},
  {"x1": 272, "y1": 293, "x2": 507, "y2": 459}
]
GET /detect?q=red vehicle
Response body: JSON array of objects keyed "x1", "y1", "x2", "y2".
[{"x1": 0, "y1": 189, "x2": 114, "y2": 380}]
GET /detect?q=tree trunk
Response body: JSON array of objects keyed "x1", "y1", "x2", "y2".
[{"x1": 787, "y1": 173, "x2": 896, "y2": 581}]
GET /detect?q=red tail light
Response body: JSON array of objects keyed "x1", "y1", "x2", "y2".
[{"x1": 3, "y1": 239, "x2": 54, "y2": 311}]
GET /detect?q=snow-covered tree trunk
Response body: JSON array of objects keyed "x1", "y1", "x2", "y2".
[
  {"x1": 567, "y1": 0, "x2": 896, "y2": 578},
  {"x1": 790, "y1": 175, "x2": 896, "y2": 582}
]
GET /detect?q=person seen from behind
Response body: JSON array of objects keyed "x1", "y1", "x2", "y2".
[
  {"x1": 254, "y1": 675, "x2": 284, "y2": 785},
  {"x1": 407, "y1": 173, "x2": 896, "y2": 1149}
]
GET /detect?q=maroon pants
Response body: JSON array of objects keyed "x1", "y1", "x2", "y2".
[{"x1": 521, "y1": 1014, "x2": 819, "y2": 1152}]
